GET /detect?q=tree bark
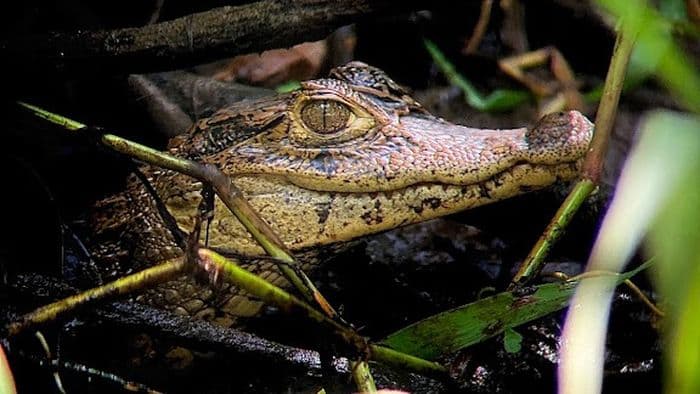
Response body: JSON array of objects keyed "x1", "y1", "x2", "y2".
[{"x1": 1, "y1": 0, "x2": 428, "y2": 76}]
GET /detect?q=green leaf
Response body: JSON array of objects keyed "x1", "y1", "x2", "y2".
[
  {"x1": 381, "y1": 282, "x2": 573, "y2": 360},
  {"x1": 380, "y1": 262, "x2": 650, "y2": 360},
  {"x1": 597, "y1": 0, "x2": 700, "y2": 112},
  {"x1": 503, "y1": 328, "x2": 523, "y2": 353},
  {"x1": 478, "y1": 90, "x2": 531, "y2": 112},
  {"x1": 659, "y1": 0, "x2": 688, "y2": 21},
  {"x1": 558, "y1": 110, "x2": 698, "y2": 393},
  {"x1": 0, "y1": 344, "x2": 16, "y2": 394},
  {"x1": 643, "y1": 112, "x2": 700, "y2": 394},
  {"x1": 423, "y1": 39, "x2": 530, "y2": 112},
  {"x1": 275, "y1": 80, "x2": 301, "y2": 93}
]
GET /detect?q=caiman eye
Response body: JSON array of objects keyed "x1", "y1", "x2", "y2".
[
  {"x1": 300, "y1": 100, "x2": 351, "y2": 134},
  {"x1": 289, "y1": 89, "x2": 381, "y2": 148}
]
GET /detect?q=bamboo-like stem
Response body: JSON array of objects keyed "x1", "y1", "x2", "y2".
[
  {"x1": 368, "y1": 344, "x2": 447, "y2": 380},
  {"x1": 351, "y1": 361, "x2": 377, "y2": 393},
  {"x1": 510, "y1": 26, "x2": 637, "y2": 286},
  {"x1": 510, "y1": 179, "x2": 595, "y2": 287},
  {"x1": 198, "y1": 248, "x2": 447, "y2": 377},
  {"x1": 6, "y1": 259, "x2": 188, "y2": 337},
  {"x1": 582, "y1": 26, "x2": 637, "y2": 183}
]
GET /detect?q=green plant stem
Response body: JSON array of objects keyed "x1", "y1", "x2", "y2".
[
  {"x1": 368, "y1": 345, "x2": 447, "y2": 379},
  {"x1": 198, "y1": 249, "x2": 447, "y2": 378},
  {"x1": 424, "y1": 39, "x2": 529, "y2": 112},
  {"x1": 511, "y1": 25, "x2": 637, "y2": 286},
  {"x1": 424, "y1": 39, "x2": 483, "y2": 106},
  {"x1": 5, "y1": 259, "x2": 188, "y2": 337},
  {"x1": 17, "y1": 102, "x2": 85, "y2": 131},
  {"x1": 583, "y1": 26, "x2": 637, "y2": 182},
  {"x1": 351, "y1": 361, "x2": 377, "y2": 393},
  {"x1": 510, "y1": 179, "x2": 595, "y2": 287},
  {"x1": 198, "y1": 249, "x2": 356, "y2": 342}
]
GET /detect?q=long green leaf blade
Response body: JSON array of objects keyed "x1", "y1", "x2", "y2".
[{"x1": 381, "y1": 263, "x2": 650, "y2": 360}]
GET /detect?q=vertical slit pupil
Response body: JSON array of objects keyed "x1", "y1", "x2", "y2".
[{"x1": 300, "y1": 100, "x2": 351, "y2": 134}]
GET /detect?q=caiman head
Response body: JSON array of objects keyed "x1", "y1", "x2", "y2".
[
  {"x1": 126, "y1": 62, "x2": 593, "y2": 259},
  {"x1": 89, "y1": 62, "x2": 594, "y2": 320}
]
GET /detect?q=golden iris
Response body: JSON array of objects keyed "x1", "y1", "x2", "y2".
[{"x1": 300, "y1": 100, "x2": 351, "y2": 134}]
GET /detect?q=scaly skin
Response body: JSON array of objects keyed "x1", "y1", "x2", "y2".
[{"x1": 90, "y1": 62, "x2": 593, "y2": 325}]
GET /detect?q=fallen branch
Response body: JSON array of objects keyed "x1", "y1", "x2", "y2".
[
  {"x1": 5, "y1": 273, "x2": 346, "y2": 375},
  {"x1": 0, "y1": 0, "x2": 426, "y2": 76}
]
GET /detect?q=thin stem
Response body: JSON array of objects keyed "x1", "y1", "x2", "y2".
[
  {"x1": 623, "y1": 279, "x2": 665, "y2": 318},
  {"x1": 510, "y1": 179, "x2": 595, "y2": 287},
  {"x1": 512, "y1": 24, "x2": 638, "y2": 286},
  {"x1": 351, "y1": 361, "x2": 377, "y2": 393},
  {"x1": 369, "y1": 345, "x2": 447, "y2": 379},
  {"x1": 198, "y1": 249, "x2": 362, "y2": 349},
  {"x1": 6, "y1": 259, "x2": 188, "y2": 337},
  {"x1": 583, "y1": 26, "x2": 637, "y2": 183},
  {"x1": 198, "y1": 248, "x2": 447, "y2": 377},
  {"x1": 101, "y1": 134, "x2": 336, "y2": 317}
]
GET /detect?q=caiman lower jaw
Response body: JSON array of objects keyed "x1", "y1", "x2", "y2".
[
  {"x1": 199, "y1": 161, "x2": 580, "y2": 256},
  {"x1": 343, "y1": 160, "x2": 581, "y2": 206},
  {"x1": 383, "y1": 161, "x2": 581, "y2": 199}
]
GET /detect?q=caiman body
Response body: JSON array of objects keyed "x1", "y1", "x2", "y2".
[{"x1": 90, "y1": 62, "x2": 593, "y2": 324}]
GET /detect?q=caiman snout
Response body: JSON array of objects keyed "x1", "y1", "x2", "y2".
[
  {"x1": 268, "y1": 109, "x2": 594, "y2": 192},
  {"x1": 524, "y1": 110, "x2": 594, "y2": 164}
]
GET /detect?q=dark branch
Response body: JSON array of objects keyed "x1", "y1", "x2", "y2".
[
  {"x1": 4, "y1": 273, "x2": 335, "y2": 373},
  {"x1": 1, "y1": 0, "x2": 426, "y2": 76}
]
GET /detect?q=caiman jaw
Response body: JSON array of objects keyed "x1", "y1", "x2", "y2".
[
  {"x1": 199, "y1": 109, "x2": 594, "y2": 253},
  {"x1": 219, "y1": 157, "x2": 581, "y2": 255},
  {"x1": 188, "y1": 108, "x2": 595, "y2": 254}
]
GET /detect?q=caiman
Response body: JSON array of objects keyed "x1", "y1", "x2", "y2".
[{"x1": 89, "y1": 62, "x2": 593, "y2": 327}]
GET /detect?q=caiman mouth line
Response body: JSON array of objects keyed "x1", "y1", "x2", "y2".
[{"x1": 237, "y1": 160, "x2": 580, "y2": 198}]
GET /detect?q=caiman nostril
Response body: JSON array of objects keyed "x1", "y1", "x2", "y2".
[{"x1": 525, "y1": 110, "x2": 594, "y2": 164}]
